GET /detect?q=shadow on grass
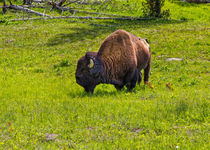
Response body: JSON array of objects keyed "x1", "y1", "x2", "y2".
[
  {"x1": 68, "y1": 84, "x2": 151, "y2": 98},
  {"x1": 47, "y1": 25, "x2": 117, "y2": 46},
  {"x1": 68, "y1": 88, "x2": 124, "y2": 98},
  {"x1": 47, "y1": 19, "x2": 185, "y2": 46}
]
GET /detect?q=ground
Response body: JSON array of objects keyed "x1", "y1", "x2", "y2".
[{"x1": 0, "y1": 0, "x2": 209, "y2": 149}]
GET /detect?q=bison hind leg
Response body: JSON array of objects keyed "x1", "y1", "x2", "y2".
[
  {"x1": 144, "y1": 62, "x2": 150, "y2": 83},
  {"x1": 126, "y1": 68, "x2": 139, "y2": 92},
  {"x1": 137, "y1": 71, "x2": 142, "y2": 84}
]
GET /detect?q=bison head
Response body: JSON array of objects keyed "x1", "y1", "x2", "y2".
[{"x1": 75, "y1": 52, "x2": 103, "y2": 93}]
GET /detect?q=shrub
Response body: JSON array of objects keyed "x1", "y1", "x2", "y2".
[{"x1": 142, "y1": 0, "x2": 170, "y2": 18}]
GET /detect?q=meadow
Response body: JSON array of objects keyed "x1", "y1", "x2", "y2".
[{"x1": 0, "y1": 0, "x2": 209, "y2": 149}]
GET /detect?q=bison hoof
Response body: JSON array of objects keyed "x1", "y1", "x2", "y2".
[{"x1": 84, "y1": 87, "x2": 95, "y2": 93}]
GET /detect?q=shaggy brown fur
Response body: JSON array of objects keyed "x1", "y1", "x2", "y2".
[
  {"x1": 98, "y1": 29, "x2": 151, "y2": 83},
  {"x1": 76, "y1": 29, "x2": 151, "y2": 93}
]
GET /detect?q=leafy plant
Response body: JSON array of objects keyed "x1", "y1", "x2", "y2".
[{"x1": 142, "y1": 0, "x2": 170, "y2": 18}]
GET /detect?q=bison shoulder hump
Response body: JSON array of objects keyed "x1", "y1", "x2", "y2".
[{"x1": 98, "y1": 30, "x2": 132, "y2": 56}]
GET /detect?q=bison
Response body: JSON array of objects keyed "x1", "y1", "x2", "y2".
[{"x1": 75, "y1": 29, "x2": 151, "y2": 93}]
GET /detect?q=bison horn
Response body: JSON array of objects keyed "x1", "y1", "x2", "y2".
[{"x1": 88, "y1": 59, "x2": 94, "y2": 68}]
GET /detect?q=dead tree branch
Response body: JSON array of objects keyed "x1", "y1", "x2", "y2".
[
  {"x1": 10, "y1": 16, "x2": 151, "y2": 21},
  {"x1": 33, "y1": 0, "x2": 45, "y2": 3},
  {"x1": 9, "y1": 4, "x2": 52, "y2": 17},
  {"x1": 57, "y1": 0, "x2": 67, "y2": 6},
  {"x1": 20, "y1": 5, "x2": 46, "y2": 8},
  {"x1": 51, "y1": 5, "x2": 131, "y2": 18},
  {"x1": 76, "y1": 0, "x2": 110, "y2": 5},
  {"x1": 2, "y1": 0, "x2": 7, "y2": 14}
]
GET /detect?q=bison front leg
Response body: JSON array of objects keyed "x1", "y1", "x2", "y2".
[
  {"x1": 84, "y1": 85, "x2": 96, "y2": 93},
  {"x1": 114, "y1": 84, "x2": 124, "y2": 91},
  {"x1": 125, "y1": 68, "x2": 139, "y2": 92}
]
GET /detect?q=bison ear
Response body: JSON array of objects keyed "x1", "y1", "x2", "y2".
[
  {"x1": 88, "y1": 58, "x2": 94, "y2": 69},
  {"x1": 85, "y1": 53, "x2": 90, "y2": 58},
  {"x1": 85, "y1": 52, "x2": 93, "y2": 59}
]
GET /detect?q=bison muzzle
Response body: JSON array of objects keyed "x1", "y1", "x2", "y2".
[{"x1": 76, "y1": 29, "x2": 151, "y2": 93}]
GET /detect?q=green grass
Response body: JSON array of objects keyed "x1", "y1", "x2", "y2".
[{"x1": 0, "y1": 1, "x2": 210, "y2": 149}]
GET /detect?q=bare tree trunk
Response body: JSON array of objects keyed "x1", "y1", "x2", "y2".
[{"x1": 155, "y1": 0, "x2": 161, "y2": 17}]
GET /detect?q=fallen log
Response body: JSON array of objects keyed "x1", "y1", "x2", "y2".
[
  {"x1": 22, "y1": 5, "x2": 46, "y2": 8},
  {"x1": 10, "y1": 15, "x2": 151, "y2": 21},
  {"x1": 76, "y1": 0, "x2": 110, "y2": 5},
  {"x1": 33, "y1": 0, "x2": 45, "y2": 3},
  {"x1": 50, "y1": 16, "x2": 150, "y2": 20},
  {"x1": 51, "y1": 5, "x2": 133, "y2": 18},
  {"x1": 9, "y1": 4, "x2": 52, "y2": 17}
]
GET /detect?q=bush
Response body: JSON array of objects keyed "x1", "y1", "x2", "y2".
[{"x1": 142, "y1": 0, "x2": 170, "y2": 18}]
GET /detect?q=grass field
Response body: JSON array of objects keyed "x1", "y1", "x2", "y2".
[{"x1": 0, "y1": 0, "x2": 210, "y2": 149}]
